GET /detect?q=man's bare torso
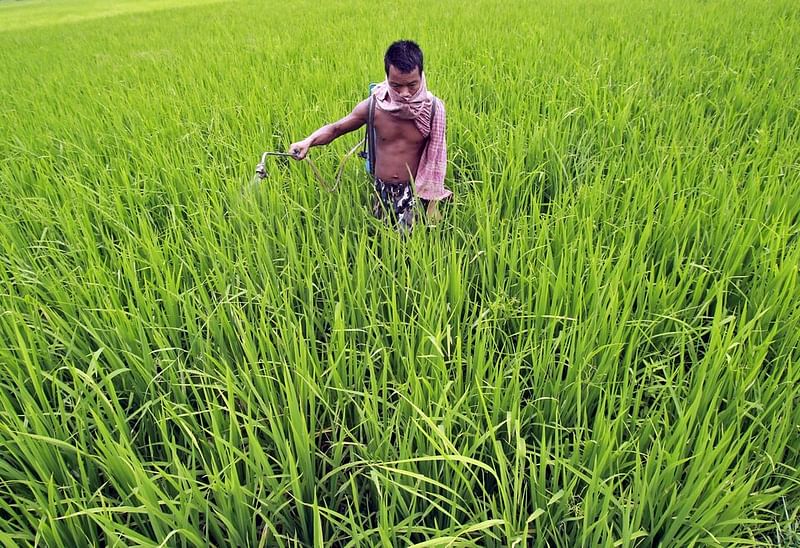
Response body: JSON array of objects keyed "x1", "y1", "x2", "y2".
[{"x1": 373, "y1": 108, "x2": 427, "y2": 183}]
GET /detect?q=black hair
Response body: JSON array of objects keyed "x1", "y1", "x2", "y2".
[{"x1": 384, "y1": 40, "x2": 424, "y2": 75}]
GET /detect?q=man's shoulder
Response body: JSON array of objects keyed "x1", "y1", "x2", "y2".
[{"x1": 351, "y1": 97, "x2": 371, "y2": 118}]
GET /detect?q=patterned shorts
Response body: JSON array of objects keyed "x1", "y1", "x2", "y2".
[{"x1": 372, "y1": 178, "x2": 416, "y2": 234}]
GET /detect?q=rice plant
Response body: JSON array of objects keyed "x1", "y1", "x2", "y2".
[{"x1": 1, "y1": 0, "x2": 798, "y2": 545}]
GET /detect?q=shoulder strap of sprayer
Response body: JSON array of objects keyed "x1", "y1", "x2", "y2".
[
  {"x1": 359, "y1": 93, "x2": 376, "y2": 176},
  {"x1": 367, "y1": 95, "x2": 376, "y2": 177}
]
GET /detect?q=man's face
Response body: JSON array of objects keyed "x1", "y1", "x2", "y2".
[{"x1": 387, "y1": 65, "x2": 421, "y2": 100}]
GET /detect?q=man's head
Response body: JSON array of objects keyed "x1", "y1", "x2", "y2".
[{"x1": 384, "y1": 40, "x2": 424, "y2": 99}]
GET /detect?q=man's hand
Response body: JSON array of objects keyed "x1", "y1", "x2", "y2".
[{"x1": 288, "y1": 140, "x2": 310, "y2": 160}]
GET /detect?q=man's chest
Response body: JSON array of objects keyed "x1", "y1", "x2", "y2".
[{"x1": 374, "y1": 110, "x2": 426, "y2": 146}]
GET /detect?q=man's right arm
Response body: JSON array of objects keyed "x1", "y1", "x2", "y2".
[{"x1": 289, "y1": 99, "x2": 369, "y2": 160}]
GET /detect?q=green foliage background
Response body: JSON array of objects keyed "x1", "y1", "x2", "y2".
[{"x1": 1, "y1": 0, "x2": 799, "y2": 545}]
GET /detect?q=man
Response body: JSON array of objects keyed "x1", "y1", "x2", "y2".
[{"x1": 289, "y1": 40, "x2": 450, "y2": 233}]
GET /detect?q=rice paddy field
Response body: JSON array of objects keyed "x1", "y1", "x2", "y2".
[{"x1": 1, "y1": 0, "x2": 800, "y2": 545}]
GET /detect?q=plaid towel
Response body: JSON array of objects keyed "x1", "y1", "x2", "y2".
[{"x1": 372, "y1": 74, "x2": 451, "y2": 201}]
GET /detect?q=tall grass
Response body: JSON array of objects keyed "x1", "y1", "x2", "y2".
[{"x1": 1, "y1": 0, "x2": 799, "y2": 545}]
